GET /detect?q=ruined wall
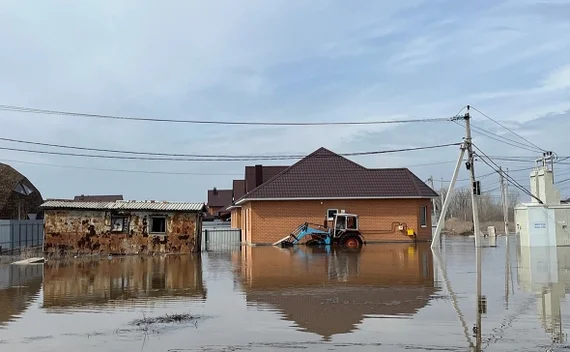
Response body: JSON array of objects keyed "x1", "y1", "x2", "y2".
[{"x1": 43, "y1": 210, "x2": 201, "y2": 257}]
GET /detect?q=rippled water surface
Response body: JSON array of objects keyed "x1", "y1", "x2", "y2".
[{"x1": 0, "y1": 235, "x2": 568, "y2": 351}]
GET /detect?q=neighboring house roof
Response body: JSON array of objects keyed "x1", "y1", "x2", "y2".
[
  {"x1": 40, "y1": 200, "x2": 206, "y2": 212},
  {"x1": 232, "y1": 180, "x2": 246, "y2": 201},
  {"x1": 0, "y1": 163, "x2": 43, "y2": 215},
  {"x1": 73, "y1": 194, "x2": 124, "y2": 201},
  {"x1": 235, "y1": 147, "x2": 438, "y2": 204},
  {"x1": 245, "y1": 165, "x2": 288, "y2": 193},
  {"x1": 207, "y1": 189, "x2": 233, "y2": 207}
]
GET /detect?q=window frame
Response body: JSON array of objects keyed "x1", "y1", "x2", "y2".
[
  {"x1": 420, "y1": 205, "x2": 428, "y2": 227},
  {"x1": 110, "y1": 215, "x2": 129, "y2": 233},
  {"x1": 326, "y1": 208, "x2": 338, "y2": 221},
  {"x1": 150, "y1": 216, "x2": 167, "y2": 234}
]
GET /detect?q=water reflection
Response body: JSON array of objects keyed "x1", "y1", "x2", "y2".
[
  {"x1": 42, "y1": 254, "x2": 206, "y2": 312},
  {"x1": 233, "y1": 243, "x2": 437, "y2": 340},
  {"x1": 517, "y1": 245, "x2": 570, "y2": 343},
  {"x1": 0, "y1": 264, "x2": 43, "y2": 327}
]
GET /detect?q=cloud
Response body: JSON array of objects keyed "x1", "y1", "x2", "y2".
[{"x1": 0, "y1": 0, "x2": 569, "y2": 201}]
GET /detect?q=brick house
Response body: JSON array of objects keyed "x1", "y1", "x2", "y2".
[
  {"x1": 226, "y1": 165, "x2": 288, "y2": 228},
  {"x1": 228, "y1": 147, "x2": 438, "y2": 245},
  {"x1": 40, "y1": 200, "x2": 206, "y2": 257}
]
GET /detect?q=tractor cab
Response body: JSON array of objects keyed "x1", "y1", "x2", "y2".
[{"x1": 333, "y1": 212, "x2": 359, "y2": 237}]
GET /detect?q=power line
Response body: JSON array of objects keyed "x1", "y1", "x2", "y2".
[
  {"x1": 0, "y1": 104, "x2": 454, "y2": 126},
  {"x1": 0, "y1": 156, "x2": 467, "y2": 176},
  {"x1": 0, "y1": 159, "x2": 243, "y2": 176},
  {"x1": 0, "y1": 135, "x2": 465, "y2": 160},
  {"x1": 453, "y1": 119, "x2": 541, "y2": 153},
  {"x1": 473, "y1": 144, "x2": 543, "y2": 204},
  {"x1": 470, "y1": 106, "x2": 545, "y2": 152},
  {"x1": 0, "y1": 142, "x2": 462, "y2": 162}
]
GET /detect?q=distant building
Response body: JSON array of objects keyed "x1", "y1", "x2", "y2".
[
  {"x1": 40, "y1": 200, "x2": 206, "y2": 257},
  {"x1": 206, "y1": 188, "x2": 233, "y2": 220},
  {"x1": 73, "y1": 194, "x2": 124, "y2": 202},
  {"x1": 0, "y1": 163, "x2": 43, "y2": 220}
]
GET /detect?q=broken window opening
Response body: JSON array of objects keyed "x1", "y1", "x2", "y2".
[{"x1": 150, "y1": 217, "x2": 167, "y2": 233}]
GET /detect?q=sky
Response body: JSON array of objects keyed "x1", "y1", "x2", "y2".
[{"x1": 1, "y1": 0, "x2": 570, "y2": 203}]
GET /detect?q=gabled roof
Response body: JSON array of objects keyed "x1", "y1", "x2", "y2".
[
  {"x1": 235, "y1": 147, "x2": 437, "y2": 204},
  {"x1": 207, "y1": 189, "x2": 233, "y2": 207}
]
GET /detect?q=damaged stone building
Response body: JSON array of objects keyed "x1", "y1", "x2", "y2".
[{"x1": 40, "y1": 200, "x2": 206, "y2": 257}]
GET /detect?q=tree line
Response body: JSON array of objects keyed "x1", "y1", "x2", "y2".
[{"x1": 433, "y1": 186, "x2": 521, "y2": 223}]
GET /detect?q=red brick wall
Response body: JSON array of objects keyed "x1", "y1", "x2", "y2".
[{"x1": 239, "y1": 199, "x2": 432, "y2": 244}]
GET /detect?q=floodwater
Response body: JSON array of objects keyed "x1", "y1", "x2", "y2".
[{"x1": 0, "y1": 235, "x2": 568, "y2": 351}]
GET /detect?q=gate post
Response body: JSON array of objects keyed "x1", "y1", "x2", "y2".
[{"x1": 204, "y1": 229, "x2": 208, "y2": 252}]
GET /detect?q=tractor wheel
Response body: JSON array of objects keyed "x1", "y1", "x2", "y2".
[{"x1": 342, "y1": 235, "x2": 363, "y2": 249}]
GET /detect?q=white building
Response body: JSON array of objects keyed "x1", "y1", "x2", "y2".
[{"x1": 514, "y1": 153, "x2": 570, "y2": 246}]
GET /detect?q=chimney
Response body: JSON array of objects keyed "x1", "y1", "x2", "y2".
[{"x1": 255, "y1": 164, "x2": 263, "y2": 188}]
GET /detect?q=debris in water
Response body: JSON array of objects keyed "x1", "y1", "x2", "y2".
[{"x1": 130, "y1": 313, "x2": 198, "y2": 326}]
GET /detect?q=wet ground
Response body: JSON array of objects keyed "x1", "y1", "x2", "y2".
[{"x1": 0, "y1": 235, "x2": 568, "y2": 351}]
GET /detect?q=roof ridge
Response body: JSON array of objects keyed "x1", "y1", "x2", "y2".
[
  {"x1": 234, "y1": 148, "x2": 332, "y2": 203},
  {"x1": 237, "y1": 147, "x2": 371, "y2": 202}
]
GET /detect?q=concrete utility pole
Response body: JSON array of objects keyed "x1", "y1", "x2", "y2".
[
  {"x1": 464, "y1": 106, "x2": 481, "y2": 247},
  {"x1": 428, "y1": 176, "x2": 438, "y2": 220},
  {"x1": 499, "y1": 166, "x2": 509, "y2": 235},
  {"x1": 431, "y1": 105, "x2": 482, "y2": 249}
]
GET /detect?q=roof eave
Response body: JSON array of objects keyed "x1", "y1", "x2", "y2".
[{"x1": 237, "y1": 196, "x2": 438, "y2": 202}]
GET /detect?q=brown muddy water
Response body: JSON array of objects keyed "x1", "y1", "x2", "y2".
[{"x1": 0, "y1": 235, "x2": 568, "y2": 351}]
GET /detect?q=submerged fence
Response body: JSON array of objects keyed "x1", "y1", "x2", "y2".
[
  {"x1": 0, "y1": 220, "x2": 44, "y2": 254},
  {"x1": 201, "y1": 227, "x2": 241, "y2": 252}
]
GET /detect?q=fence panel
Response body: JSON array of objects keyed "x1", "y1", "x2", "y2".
[
  {"x1": 0, "y1": 220, "x2": 43, "y2": 254},
  {"x1": 201, "y1": 228, "x2": 241, "y2": 252}
]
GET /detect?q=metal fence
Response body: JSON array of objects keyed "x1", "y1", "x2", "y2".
[
  {"x1": 0, "y1": 220, "x2": 44, "y2": 254},
  {"x1": 201, "y1": 227, "x2": 241, "y2": 252}
]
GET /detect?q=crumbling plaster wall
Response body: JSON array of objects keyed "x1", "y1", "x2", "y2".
[{"x1": 43, "y1": 210, "x2": 201, "y2": 257}]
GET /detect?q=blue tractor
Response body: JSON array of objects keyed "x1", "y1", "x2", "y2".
[{"x1": 273, "y1": 212, "x2": 365, "y2": 249}]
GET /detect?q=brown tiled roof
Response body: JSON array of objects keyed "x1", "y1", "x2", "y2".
[
  {"x1": 207, "y1": 189, "x2": 233, "y2": 207},
  {"x1": 73, "y1": 194, "x2": 123, "y2": 202},
  {"x1": 236, "y1": 147, "x2": 437, "y2": 202},
  {"x1": 245, "y1": 165, "x2": 288, "y2": 193},
  {"x1": 232, "y1": 180, "x2": 246, "y2": 201}
]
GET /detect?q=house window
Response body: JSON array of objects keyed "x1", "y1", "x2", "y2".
[
  {"x1": 420, "y1": 206, "x2": 427, "y2": 227},
  {"x1": 327, "y1": 209, "x2": 338, "y2": 220},
  {"x1": 150, "y1": 216, "x2": 167, "y2": 233},
  {"x1": 111, "y1": 216, "x2": 129, "y2": 233}
]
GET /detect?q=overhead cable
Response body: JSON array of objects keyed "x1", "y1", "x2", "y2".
[
  {"x1": 0, "y1": 104, "x2": 454, "y2": 126},
  {"x1": 470, "y1": 106, "x2": 545, "y2": 152},
  {"x1": 0, "y1": 142, "x2": 462, "y2": 162},
  {"x1": 473, "y1": 144, "x2": 543, "y2": 204}
]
